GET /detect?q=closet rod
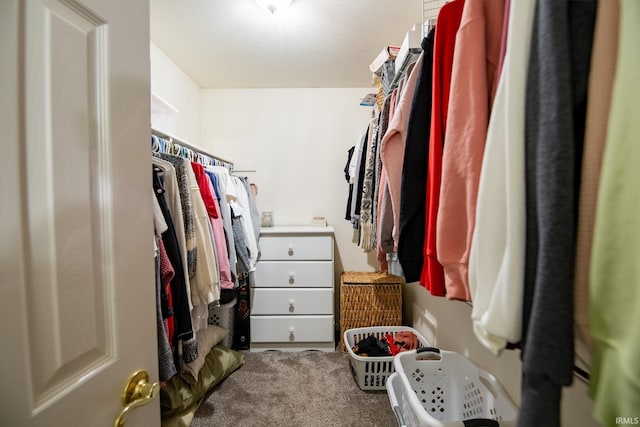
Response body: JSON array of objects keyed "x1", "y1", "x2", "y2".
[{"x1": 151, "y1": 127, "x2": 234, "y2": 168}]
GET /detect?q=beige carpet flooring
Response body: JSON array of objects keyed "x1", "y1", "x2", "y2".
[{"x1": 191, "y1": 350, "x2": 399, "y2": 427}]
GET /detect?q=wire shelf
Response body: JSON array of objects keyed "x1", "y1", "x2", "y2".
[{"x1": 422, "y1": 0, "x2": 445, "y2": 36}]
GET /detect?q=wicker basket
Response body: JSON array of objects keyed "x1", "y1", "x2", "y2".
[{"x1": 340, "y1": 271, "x2": 404, "y2": 351}]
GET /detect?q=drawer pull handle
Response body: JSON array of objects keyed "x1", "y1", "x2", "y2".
[
  {"x1": 287, "y1": 244, "x2": 294, "y2": 256},
  {"x1": 289, "y1": 327, "x2": 295, "y2": 341},
  {"x1": 288, "y1": 272, "x2": 295, "y2": 284},
  {"x1": 288, "y1": 299, "x2": 295, "y2": 312}
]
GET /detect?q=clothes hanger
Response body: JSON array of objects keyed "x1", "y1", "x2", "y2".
[
  {"x1": 187, "y1": 147, "x2": 196, "y2": 161},
  {"x1": 151, "y1": 157, "x2": 168, "y2": 176}
]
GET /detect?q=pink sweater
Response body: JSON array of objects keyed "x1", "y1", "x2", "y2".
[
  {"x1": 436, "y1": 0, "x2": 505, "y2": 300},
  {"x1": 380, "y1": 54, "x2": 423, "y2": 250}
]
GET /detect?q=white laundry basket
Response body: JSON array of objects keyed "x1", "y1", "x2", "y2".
[
  {"x1": 344, "y1": 326, "x2": 430, "y2": 390},
  {"x1": 208, "y1": 297, "x2": 236, "y2": 348},
  {"x1": 391, "y1": 348, "x2": 518, "y2": 427},
  {"x1": 386, "y1": 373, "x2": 408, "y2": 427}
]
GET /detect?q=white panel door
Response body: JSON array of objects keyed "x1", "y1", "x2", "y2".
[{"x1": 0, "y1": 0, "x2": 157, "y2": 426}]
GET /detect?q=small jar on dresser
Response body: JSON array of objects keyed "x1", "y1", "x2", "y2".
[{"x1": 250, "y1": 226, "x2": 335, "y2": 352}]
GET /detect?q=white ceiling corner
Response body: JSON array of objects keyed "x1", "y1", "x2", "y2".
[{"x1": 150, "y1": 0, "x2": 423, "y2": 89}]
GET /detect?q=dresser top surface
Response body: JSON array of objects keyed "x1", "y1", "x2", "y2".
[{"x1": 260, "y1": 225, "x2": 335, "y2": 235}]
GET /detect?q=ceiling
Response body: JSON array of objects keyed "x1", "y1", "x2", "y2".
[{"x1": 150, "y1": 0, "x2": 425, "y2": 89}]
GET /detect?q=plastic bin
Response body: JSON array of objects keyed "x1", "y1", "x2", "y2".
[
  {"x1": 387, "y1": 373, "x2": 408, "y2": 427},
  {"x1": 344, "y1": 326, "x2": 430, "y2": 391},
  {"x1": 391, "y1": 348, "x2": 518, "y2": 427},
  {"x1": 208, "y1": 297, "x2": 236, "y2": 348}
]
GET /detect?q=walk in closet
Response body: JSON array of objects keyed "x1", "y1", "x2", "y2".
[{"x1": 4, "y1": 0, "x2": 638, "y2": 426}]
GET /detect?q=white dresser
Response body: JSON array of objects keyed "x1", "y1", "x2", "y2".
[{"x1": 250, "y1": 226, "x2": 335, "y2": 352}]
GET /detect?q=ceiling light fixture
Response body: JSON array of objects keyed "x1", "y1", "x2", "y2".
[{"x1": 255, "y1": 0, "x2": 292, "y2": 14}]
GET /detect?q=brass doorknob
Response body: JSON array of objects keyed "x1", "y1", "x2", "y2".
[{"x1": 113, "y1": 370, "x2": 160, "y2": 427}]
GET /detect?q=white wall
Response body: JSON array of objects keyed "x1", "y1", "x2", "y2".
[
  {"x1": 200, "y1": 87, "x2": 379, "y2": 276},
  {"x1": 150, "y1": 42, "x2": 201, "y2": 144}
]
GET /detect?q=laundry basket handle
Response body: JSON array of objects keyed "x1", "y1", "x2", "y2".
[
  {"x1": 391, "y1": 405, "x2": 405, "y2": 427},
  {"x1": 416, "y1": 347, "x2": 441, "y2": 354},
  {"x1": 462, "y1": 419, "x2": 499, "y2": 427}
]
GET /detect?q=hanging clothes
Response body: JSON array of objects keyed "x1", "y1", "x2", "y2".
[
  {"x1": 344, "y1": 146, "x2": 356, "y2": 221},
  {"x1": 376, "y1": 170, "x2": 392, "y2": 271},
  {"x1": 398, "y1": 29, "x2": 435, "y2": 283},
  {"x1": 520, "y1": 1, "x2": 597, "y2": 426},
  {"x1": 152, "y1": 156, "x2": 194, "y2": 311},
  {"x1": 231, "y1": 211, "x2": 251, "y2": 275},
  {"x1": 345, "y1": 1, "x2": 640, "y2": 423},
  {"x1": 349, "y1": 129, "x2": 369, "y2": 231},
  {"x1": 421, "y1": 0, "x2": 465, "y2": 296},
  {"x1": 154, "y1": 153, "x2": 198, "y2": 281},
  {"x1": 376, "y1": 88, "x2": 399, "y2": 272},
  {"x1": 238, "y1": 176, "x2": 261, "y2": 257},
  {"x1": 380, "y1": 55, "x2": 423, "y2": 253},
  {"x1": 207, "y1": 165, "x2": 239, "y2": 287},
  {"x1": 186, "y1": 164, "x2": 219, "y2": 331},
  {"x1": 589, "y1": 0, "x2": 640, "y2": 423},
  {"x1": 153, "y1": 167, "x2": 198, "y2": 368},
  {"x1": 359, "y1": 114, "x2": 379, "y2": 252},
  {"x1": 496, "y1": 0, "x2": 511, "y2": 80},
  {"x1": 153, "y1": 191, "x2": 177, "y2": 382},
  {"x1": 372, "y1": 95, "x2": 393, "y2": 252},
  {"x1": 158, "y1": 238, "x2": 175, "y2": 346},
  {"x1": 436, "y1": 0, "x2": 505, "y2": 302},
  {"x1": 230, "y1": 176, "x2": 259, "y2": 272},
  {"x1": 191, "y1": 162, "x2": 219, "y2": 219},
  {"x1": 467, "y1": 0, "x2": 535, "y2": 356},
  {"x1": 573, "y1": 0, "x2": 619, "y2": 361},
  {"x1": 150, "y1": 133, "x2": 263, "y2": 388},
  {"x1": 205, "y1": 173, "x2": 234, "y2": 291}
]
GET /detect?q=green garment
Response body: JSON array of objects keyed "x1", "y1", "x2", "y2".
[
  {"x1": 589, "y1": 1, "x2": 640, "y2": 425},
  {"x1": 160, "y1": 345, "x2": 244, "y2": 422}
]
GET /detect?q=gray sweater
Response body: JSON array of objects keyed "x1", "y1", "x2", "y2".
[{"x1": 521, "y1": 0, "x2": 597, "y2": 426}]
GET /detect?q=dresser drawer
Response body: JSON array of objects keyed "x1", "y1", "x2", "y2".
[
  {"x1": 254, "y1": 261, "x2": 333, "y2": 287},
  {"x1": 260, "y1": 235, "x2": 333, "y2": 261},
  {"x1": 251, "y1": 288, "x2": 333, "y2": 315},
  {"x1": 250, "y1": 315, "x2": 334, "y2": 343}
]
